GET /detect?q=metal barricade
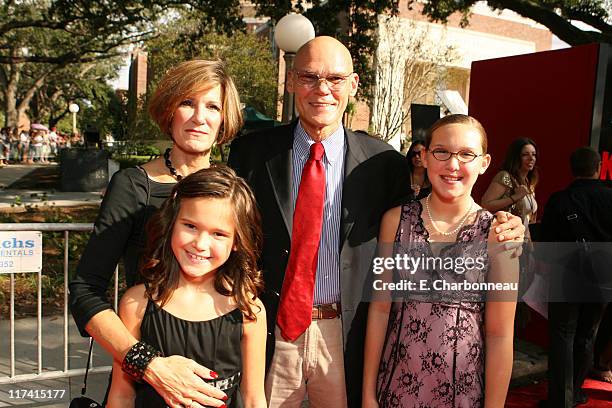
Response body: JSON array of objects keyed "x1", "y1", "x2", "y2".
[{"x1": 0, "y1": 223, "x2": 118, "y2": 384}]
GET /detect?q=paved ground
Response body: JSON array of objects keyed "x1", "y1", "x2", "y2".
[
  {"x1": 0, "y1": 316, "x2": 111, "y2": 407},
  {"x1": 0, "y1": 164, "x2": 102, "y2": 211},
  {"x1": 0, "y1": 161, "x2": 549, "y2": 406},
  {"x1": 0, "y1": 314, "x2": 547, "y2": 407}
]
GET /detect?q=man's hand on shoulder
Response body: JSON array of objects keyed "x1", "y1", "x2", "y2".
[{"x1": 491, "y1": 211, "x2": 525, "y2": 257}]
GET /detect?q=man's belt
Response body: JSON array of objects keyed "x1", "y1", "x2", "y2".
[{"x1": 311, "y1": 303, "x2": 341, "y2": 320}]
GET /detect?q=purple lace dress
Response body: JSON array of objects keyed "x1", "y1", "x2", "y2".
[{"x1": 376, "y1": 201, "x2": 493, "y2": 408}]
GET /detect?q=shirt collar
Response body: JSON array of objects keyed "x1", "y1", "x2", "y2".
[{"x1": 294, "y1": 121, "x2": 345, "y2": 164}]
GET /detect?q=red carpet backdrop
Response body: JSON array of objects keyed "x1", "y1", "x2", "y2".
[{"x1": 506, "y1": 379, "x2": 612, "y2": 407}]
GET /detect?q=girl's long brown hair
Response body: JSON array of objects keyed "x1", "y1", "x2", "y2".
[{"x1": 140, "y1": 165, "x2": 263, "y2": 321}]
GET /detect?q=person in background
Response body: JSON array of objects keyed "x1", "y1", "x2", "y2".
[
  {"x1": 405, "y1": 139, "x2": 431, "y2": 200},
  {"x1": 592, "y1": 305, "x2": 612, "y2": 383},
  {"x1": 69, "y1": 59, "x2": 243, "y2": 408},
  {"x1": 9, "y1": 128, "x2": 20, "y2": 163},
  {"x1": 482, "y1": 137, "x2": 539, "y2": 239},
  {"x1": 70, "y1": 131, "x2": 83, "y2": 147},
  {"x1": 482, "y1": 137, "x2": 539, "y2": 294},
  {"x1": 19, "y1": 129, "x2": 29, "y2": 163},
  {"x1": 29, "y1": 130, "x2": 43, "y2": 163},
  {"x1": 540, "y1": 147, "x2": 612, "y2": 408},
  {"x1": 49, "y1": 127, "x2": 58, "y2": 159},
  {"x1": 41, "y1": 130, "x2": 50, "y2": 163},
  {"x1": 0, "y1": 128, "x2": 9, "y2": 166}
]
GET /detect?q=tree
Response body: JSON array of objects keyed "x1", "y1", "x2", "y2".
[
  {"x1": 28, "y1": 59, "x2": 123, "y2": 127},
  {"x1": 253, "y1": 0, "x2": 401, "y2": 100},
  {"x1": 0, "y1": 0, "x2": 244, "y2": 130},
  {"x1": 81, "y1": 88, "x2": 129, "y2": 141},
  {"x1": 410, "y1": 0, "x2": 612, "y2": 45},
  {"x1": 0, "y1": 0, "x2": 244, "y2": 64},
  {"x1": 371, "y1": 16, "x2": 458, "y2": 142}
]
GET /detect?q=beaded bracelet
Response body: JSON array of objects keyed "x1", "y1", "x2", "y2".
[{"x1": 121, "y1": 341, "x2": 162, "y2": 382}]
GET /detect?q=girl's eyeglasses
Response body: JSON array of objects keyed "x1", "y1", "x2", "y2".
[{"x1": 429, "y1": 149, "x2": 482, "y2": 163}]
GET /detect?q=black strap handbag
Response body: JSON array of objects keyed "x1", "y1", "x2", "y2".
[
  {"x1": 70, "y1": 338, "x2": 102, "y2": 408},
  {"x1": 563, "y1": 194, "x2": 612, "y2": 302}
]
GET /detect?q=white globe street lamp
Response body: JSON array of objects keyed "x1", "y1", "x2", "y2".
[
  {"x1": 68, "y1": 103, "x2": 79, "y2": 135},
  {"x1": 274, "y1": 13, "x2": 315, "y2": 123}
]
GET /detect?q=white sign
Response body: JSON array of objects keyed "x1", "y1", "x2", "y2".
[{"x1": 0, "y1": 231, "x2": 42, "y2": 273}]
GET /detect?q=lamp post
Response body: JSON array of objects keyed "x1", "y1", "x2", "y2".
[
  {"x1": 68, "y1": 103, "x2": 79, "y2": 135},
  {"x1": 274, "y1": 13, "x2": 315, "y2": 123}
]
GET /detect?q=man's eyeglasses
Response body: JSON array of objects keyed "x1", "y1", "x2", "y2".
[
  {"x1": 429, "y1": 148, "x2": 482, "y2": 163},
  {"x1": 293, "y1": 71, "x2": 353, "y2": 90}
]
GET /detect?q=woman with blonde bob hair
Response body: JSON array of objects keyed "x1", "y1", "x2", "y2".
[
  {"x1": 149, "y1": 59, "x2": 243, "y2": 146},
  {"x1": 69, "y1": 59, "x2": 243, "y2": 408}
]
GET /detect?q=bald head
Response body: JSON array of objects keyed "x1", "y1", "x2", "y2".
[
  {"x1": 289, "y1": 36, "x2": 359, "y2": 141},
  {"x1": 295, "y1": 36, "x2": 353, "y2": 72}
]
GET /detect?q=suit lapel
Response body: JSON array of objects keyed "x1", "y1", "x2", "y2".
[
  {"x1": 340, "y1": 130, "x2": 368, "y2": 251},
  {"x1": 265, "y1": 124, "x2": 296, "y2": 238}
]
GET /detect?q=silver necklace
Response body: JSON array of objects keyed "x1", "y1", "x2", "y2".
[{"x1": 425, "y1": 194, "x2": 474, "y2": 236}]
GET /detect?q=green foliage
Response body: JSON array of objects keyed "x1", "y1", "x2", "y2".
[
  {"x1": 112, "y1": 141, "x2": 160, "y2": 156},
  {"x1": 115, "y1": 156, "x2": 153, "y2": 169},
  {"x1": 0, "y1": 1, "x2": 245, "y2": 64},
  {"x1": 0, "y1": 0, "x2": 245, "y2": 130},
  {"x1": 410, "y1": 0, "x2": 611, "y2": 45},
  {"x1": 81, "y1": 87, "x2": 129, "y2": 140},
  {"x1": 24, "y1": 60, "x2": 128, "y2": 138}
]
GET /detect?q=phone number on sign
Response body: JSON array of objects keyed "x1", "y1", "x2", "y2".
[{"x1": 8, "y1": 389, "x2": 66, "y2": 399}]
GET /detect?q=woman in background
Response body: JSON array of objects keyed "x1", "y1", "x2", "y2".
[
  {"x1": 406, "y1": 139, "x2": 431, "y2": 200},
  {"x1": 481, "y1": 137, "x2": 538, "y2": 239}
]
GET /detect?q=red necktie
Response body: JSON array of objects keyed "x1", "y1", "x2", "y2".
[{"x1": 277, "y1": 142, "x2": 326, "y2": 341}]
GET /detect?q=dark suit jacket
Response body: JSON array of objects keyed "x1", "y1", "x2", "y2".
[
  {"x1": 228, "y1": 122, "x2": 410, "y2": 407},
  {"x1": 541, "y1": 179, "x2": 612, "y2": 243},
  {"x1": 540, "y1": 179, "x2": 612, "y2": 301}
]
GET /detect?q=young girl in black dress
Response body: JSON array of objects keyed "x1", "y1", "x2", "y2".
[{"x1": 107, "y1": 166, "x2": 267, "y2": 408}]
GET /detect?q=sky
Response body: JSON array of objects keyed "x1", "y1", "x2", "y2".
[{"x1": 107, "y1": 54, "x2": 131, "y2": 90}]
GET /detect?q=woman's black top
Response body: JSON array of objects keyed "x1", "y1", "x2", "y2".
[
  {"x1": 135, "y1": 301, "x2": 244, "y2": 408},
  {"x1": 69, "y1": 167, "x2": 175, "y2": 336}
]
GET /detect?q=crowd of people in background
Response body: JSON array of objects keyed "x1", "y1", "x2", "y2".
[{"x1": 0, "y1": 126, "x2": 84, "y2": 166}]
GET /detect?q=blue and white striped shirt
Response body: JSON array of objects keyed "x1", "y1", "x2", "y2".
[{"x1": 291, "y1": 122, "x2": 345, "y2": 305}]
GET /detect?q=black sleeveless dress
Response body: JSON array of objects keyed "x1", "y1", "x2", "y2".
[{"x1": 135, "y1": 300, "x2": 244, "y2": 408}]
